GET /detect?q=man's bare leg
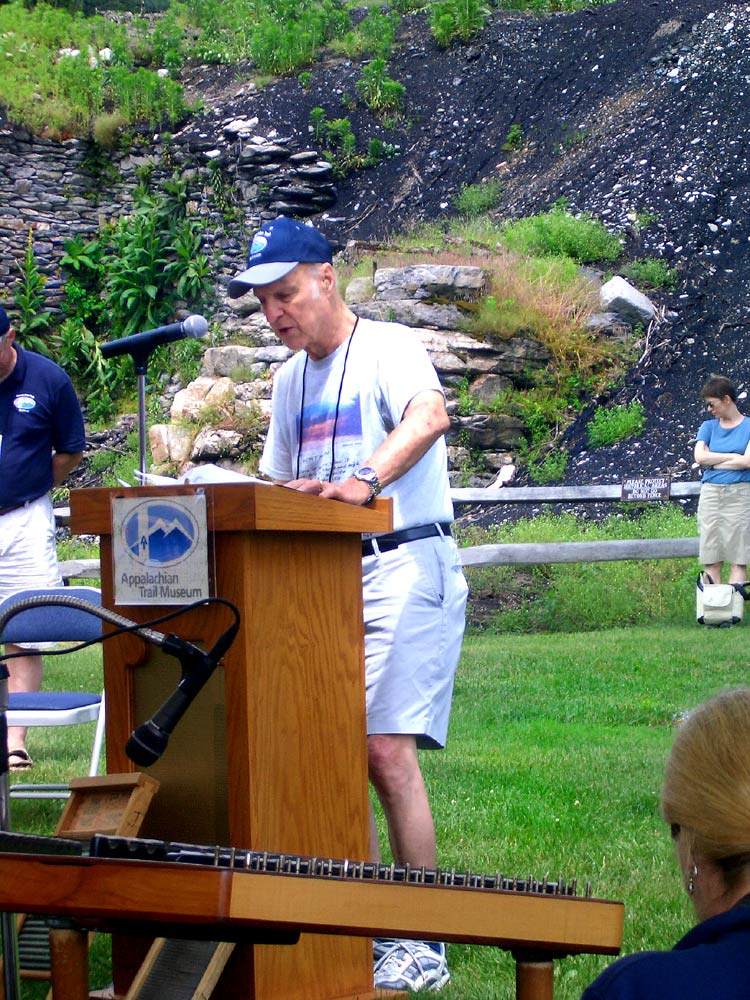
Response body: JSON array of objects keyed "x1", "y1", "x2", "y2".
[
  {"x1": 368, "y1": 733, "x2": 436, "y2": 867},
  {"x1": 5, "y1": 643, "x2": 42, "y2": 756}
]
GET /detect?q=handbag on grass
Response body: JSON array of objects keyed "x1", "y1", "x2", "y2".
[{"x1": 696, "y1": 572, "x2": 746, "y2": 626}]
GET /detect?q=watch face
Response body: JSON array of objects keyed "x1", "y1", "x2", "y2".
[{"x1": 354, "y1": 467, "x2": 381, "y2": 497}]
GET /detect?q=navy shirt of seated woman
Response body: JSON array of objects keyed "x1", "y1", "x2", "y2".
[{"x1": 582, "y1": 687, "x2": 750, "y2": 1000}]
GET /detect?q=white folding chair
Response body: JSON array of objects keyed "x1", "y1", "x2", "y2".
[{"x1": 0, "y1": 586, "x2": 105, "y2": 799}]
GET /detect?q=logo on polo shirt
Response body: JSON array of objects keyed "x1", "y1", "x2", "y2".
[{"x1": 13, "y1": 394, "x2": 36, "y2": 412}]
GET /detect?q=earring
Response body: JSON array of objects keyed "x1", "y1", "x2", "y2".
[{"x1": 687, "y1": 864, "x2": 698, "y2": 895}]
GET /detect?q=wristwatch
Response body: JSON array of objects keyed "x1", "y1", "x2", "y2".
[{"x1": 353, "y1": 466, "x2": 382, "y2": 505}]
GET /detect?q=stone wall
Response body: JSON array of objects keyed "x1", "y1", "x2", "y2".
[
  {"x1": 0, "y1": 117, "x2": 336, "y2": 310},
  {"x1": 1, "y1": 124, "x2": 649, "y2": 485}
]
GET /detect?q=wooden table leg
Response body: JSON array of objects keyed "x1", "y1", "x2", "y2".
[
  {"x1": 49, "y1": 925, "x2": 89, "y2": 1000},
  {"x1": 514, "y1": 952, "x2": 554, "y2": 1000}
]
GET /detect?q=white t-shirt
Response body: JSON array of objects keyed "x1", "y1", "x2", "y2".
[{"x1": 260, "y1": 317, "x2": 454, "y2": 530}]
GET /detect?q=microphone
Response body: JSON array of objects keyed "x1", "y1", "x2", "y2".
[
  {"x1": 100, "y1": 315, "x2": 209, "y2": 360},
  {"x1": 126, "y1": 623, "x2": 239, "y2": 767}
]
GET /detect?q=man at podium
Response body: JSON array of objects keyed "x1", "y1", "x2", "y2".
[{"x1": 229, "y1": 216, "x2": 468, "y2": 993}]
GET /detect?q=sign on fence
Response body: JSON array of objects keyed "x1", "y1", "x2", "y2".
[{"x1": 620, "y1": 476, "x2": 671, "y2": 502}]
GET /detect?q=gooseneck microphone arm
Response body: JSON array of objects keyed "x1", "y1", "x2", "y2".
[
  {"x1": 125, "y1": 616, "x2": 241, "y2": 767},
  {"x1": 0, "y1": 592, "x2": 241, "y2": 769},
  {"x1": 0, "y1": 591, "x2": 238, "y2": 1000}
]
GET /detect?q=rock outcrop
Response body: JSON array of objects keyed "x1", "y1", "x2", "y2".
[{"x1": 149, "y1": 263, "x2": 648, "y2": 485}]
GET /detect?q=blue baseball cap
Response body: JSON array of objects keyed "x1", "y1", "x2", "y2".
[
  {"x1": 228, "y1": 215, "x2": 333, "y2": 297},
  {"x1": 0, "y1": 306, "x2": 9, "y2": 337}
]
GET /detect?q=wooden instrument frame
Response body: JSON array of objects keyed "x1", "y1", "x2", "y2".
[
  {"x1": 70, "y1": 484, "x2": 392, "y2": 1000},
  {"x1": 0, "y1": 851, "x2": 624, "y2": 1000}
]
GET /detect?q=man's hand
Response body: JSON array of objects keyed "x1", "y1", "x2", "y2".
[
  {"x1": 319, "y1": 477, "x2": 372, "y2": 506},
  {"x1": 286, "y1": 476, "x2": 372, "y2": 506},
  {"x1": 286, "y1": 478, "x2": 324, "y2": 494}
]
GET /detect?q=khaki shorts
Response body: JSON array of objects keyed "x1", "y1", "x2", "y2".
[{"x1": 698, "y1": 481, "x2": 750, "y2": 567}]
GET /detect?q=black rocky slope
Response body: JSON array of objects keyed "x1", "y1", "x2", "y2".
[{"x1": 189, "y1": 0, "x2": 750, "y2": 489}]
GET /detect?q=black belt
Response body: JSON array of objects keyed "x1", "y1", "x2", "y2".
[{"x1": 362, "y1": 522, "x2": 452, "y2": 557}]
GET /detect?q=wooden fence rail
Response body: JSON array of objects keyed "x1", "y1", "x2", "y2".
[
  {"x1": 451, "y1": 480, "x2": 701, "y2": 568},
  {"x1": 55, "y1": 481, "x2": 703, "y2": 577},
  {"x1": 459, "y1": 537, "x2": 699, "y2": 568},
  {"x1": 451, "y1": 482, "x2": 701, "y2": 505}
]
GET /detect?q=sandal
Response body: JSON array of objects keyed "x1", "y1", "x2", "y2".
[{"x1": 7, "y1": 749, "x2": 33, "y2": 771}]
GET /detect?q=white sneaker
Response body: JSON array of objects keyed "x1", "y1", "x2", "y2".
[{"x1": 374, "y1": 940, "x2": 450, "y2": 992}]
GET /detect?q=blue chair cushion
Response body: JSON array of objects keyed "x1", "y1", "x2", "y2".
[
  {"x1": 0, "y1": 587, "x2": 102, "y2": 645},
  {"x1": 8, "y1": 692, "x2": 101, "y2": 711}
]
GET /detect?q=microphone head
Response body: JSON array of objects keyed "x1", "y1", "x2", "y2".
[
  {"x1": 183, "y1": 315, "x2": 209, "y2": 339},
  {"x1": 126, "y1": 720, "x2": 170, "y2": 767}
]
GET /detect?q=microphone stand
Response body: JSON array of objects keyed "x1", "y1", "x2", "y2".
[{"x1": 129, "y1": 348, "x2": 152, "y2": 479}]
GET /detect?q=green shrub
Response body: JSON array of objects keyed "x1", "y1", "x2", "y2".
[
  {"x1": 310, "y1": 107, "x2": 398, "y2": 176},
  {"x1": 622, "y1": 258, "x2": 678, "y2": 291},
  {"x1": 356, "y1": 58, "x2": 405, "y2": 116},
  {"x1": 358, "y1": 8, "x2": 400, "y2": 60},
  {"x1": 429, "y1": 0, "x2": 487, "y2": 46},
  {"x1": 502, "y1": 202, "x2": 623, "y2": 264},
  {"x1": 501, "y1": 123, "x2": 523, "y2": 151},
  {"x1": 587, "y1": 400, "x2": 646, "y2": 447},
  {"x1": 528, "y1": 449, "x2": 568, "y2": 483},
  {"x1": 56, "y1": 170, "x2": 213, "y2": 421},
  {"x1": 453, "y1": 179, "x2": 502, "y2": 217},
  {"x1": 13, "y1": 230, "x2": 54, "y2": 356}
]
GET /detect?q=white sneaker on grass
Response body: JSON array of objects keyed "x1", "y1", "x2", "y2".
[{"x1": 373, "y1": 939, "x2": 449, "y2": 992}]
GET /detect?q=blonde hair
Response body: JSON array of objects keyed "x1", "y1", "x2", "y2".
[{"x1": 661, "y1": 688, "x2": 750, "y2": 883}]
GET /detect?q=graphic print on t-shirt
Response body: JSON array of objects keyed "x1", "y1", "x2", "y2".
[{"x1": 298, "y1": 393, "x2": 363, "y2": 483}]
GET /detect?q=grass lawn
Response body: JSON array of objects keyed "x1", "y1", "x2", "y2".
[
  {"x1": 6, "y1": 621, "x2": 749, "y2": 998},
  {"x1": 413, "y1": 624, "x2": 750, "y2": 998}
]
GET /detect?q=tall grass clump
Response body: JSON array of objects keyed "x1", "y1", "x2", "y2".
[
  {"x1": 430, "y1": 0, "x2": 488, "y2": 46},
  {"x1": 331, "y1": 7, "x2": 400, "y2": 60},
  {"x1": 190, "y1": 0, "x2": 350, "y2": 71},
  {"x1": 0, "y1": 0, "x2": 190, "y2": 138},
  {"x1": 502, "y1": 201, "x2": 623, "y2": 264},
  {"x1": 467, "y1": 253, "x2": 607, "y2": 373},
  {"x1": 356, "y1": 58, "x2": 405, "y2": 117}
]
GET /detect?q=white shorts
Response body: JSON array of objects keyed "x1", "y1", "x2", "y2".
[
  {"x1": 363, "y1": 534, "x2": 468, "y2": 749},
  {"x1": 0, "y1": 495, "x2": 63, "y2": 649}
]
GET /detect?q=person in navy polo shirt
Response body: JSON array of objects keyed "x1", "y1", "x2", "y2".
[{"x1": 0, "y1": 304, "x2": 85, "y2": 770}]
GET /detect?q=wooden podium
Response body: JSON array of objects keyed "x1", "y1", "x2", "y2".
[{"x1": 69, "y1": 483, "x2": 392, "y2": 1000}]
